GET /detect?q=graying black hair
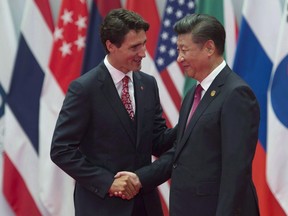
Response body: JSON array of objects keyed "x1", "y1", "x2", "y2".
[{"x1": 174, "y1": 13, "x2": 225, "y2": 55}]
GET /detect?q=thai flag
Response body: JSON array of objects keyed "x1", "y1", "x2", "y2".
[
  {"x1": 0, "y1": 0, "x2": 17, "y2": 215},
  {"x1": 3, "y1": 0, "x2": 54, "y2": 215}
]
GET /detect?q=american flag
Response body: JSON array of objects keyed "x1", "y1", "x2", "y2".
[
  {"x1": 153, "y1": 0, "x2": 195, "y2": 127},
  {"x1": 127, "y1": 0, "x2": 195, "y2": 129}
]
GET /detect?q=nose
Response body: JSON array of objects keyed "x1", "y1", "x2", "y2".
[
  {"x1": 177, "y1": 54, "x2": 184, "y2": 62},
  {"x1": 138, "y1": 45, "x2": 146, "y2": 58}
]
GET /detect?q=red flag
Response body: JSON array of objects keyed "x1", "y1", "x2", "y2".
[
  {"x1": 49, "y1": 0, "x2": 88, "y2": 93},
  {"x1": 38, "y1": 1, "x2": 89, "y2": 215}
]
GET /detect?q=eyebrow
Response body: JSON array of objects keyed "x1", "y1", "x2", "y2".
[{"x1": 129, "y1": 40, "x2": 147, "y2": 49}]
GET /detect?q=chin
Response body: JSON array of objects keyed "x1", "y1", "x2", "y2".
[{"x1": 133, "y1": 65, "x2": 142, "y2": 72}]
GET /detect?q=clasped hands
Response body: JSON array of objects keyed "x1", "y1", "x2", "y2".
[{"x1": 109, "y1": 171, "x2": 142, "y2": 200}]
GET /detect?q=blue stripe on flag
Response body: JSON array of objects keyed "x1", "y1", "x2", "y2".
[
  {"x1": 233, "y1": 18, "x2": 273, "y2": 150},
  {"x1": 82, "y1": 1, "x2": 106, "y2": 74},
  {"x1": 0, "y1": 84, "x2": 5, "y2": 117},
  {"x1": 7, "y1": 35, "x2": 44, "y2": 152}
]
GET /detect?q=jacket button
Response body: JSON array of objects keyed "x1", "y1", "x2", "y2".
[{"x1": 173, "y1": 163, "x2": 177, "y2": 169}]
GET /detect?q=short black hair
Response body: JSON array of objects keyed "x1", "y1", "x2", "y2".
[
  {"x1": 100, "y1": 8, "x2": 150, "y2": 53},
  {"x1": 174, "y1": 13, "x2": 225, "y2": 55}
]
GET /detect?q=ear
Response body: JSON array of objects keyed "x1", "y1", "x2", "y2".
[
  {"x1": 204, "y1": 40, "x2": 215, "y2": 56},
  {"x1": 106, "y1": 40, "x2": 116, "y2": 53}
]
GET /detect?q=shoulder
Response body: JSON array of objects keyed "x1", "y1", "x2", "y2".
[
  {"x1": 133, "y1": 71, "x2": 158, "y2": 89},
  {"x1": 222, "y1": 66, "x2": 251, "y2": 90},
  {"x1": 134, "y1": 70, "x2": 156, "y2": 82},
  {"x1": 67, "y1": 62, "x2": 108, "y2": 95}
]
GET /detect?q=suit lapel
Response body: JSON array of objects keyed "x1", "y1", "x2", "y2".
[
  {"x1": 175, "y1": 67, "x2": 230, "y2": 159},
  {"x1": 178, "y1": 88, "x2": 195, "y2": 140},
  {"x1": 97, "y1": 63, "x2": 136, "y2": 145},
  {"x1": 133, "y1": 72, "x2": 145, "y2": 148}
]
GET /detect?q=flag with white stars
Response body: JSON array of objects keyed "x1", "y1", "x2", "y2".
[
  {"x1": 49, "y1": 0, "x2": 88, "y2": 93},
  {"x1": 155, "y1": 0, "x2": 195, "y2": 73}
]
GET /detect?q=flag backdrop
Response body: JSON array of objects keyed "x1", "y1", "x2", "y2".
[
  {"x1": 184, "y1": 0, "x2": 238, "y2": 95},
  {"x1": 3, "y1": 0, "x2": 54, "y2": 215},
  {"x1": 0, "y1": 0, "x2": 17, "y2": 215},
  {"x1": 82, "y1": 0, "x2": 121, "y2": 74},
  {"x1": 39, "y1": 0, "x2": 90, "y2": 215},
  {"x1": 267, "y1": 0, "x2": 288, "y2": 214},
  {"x1": 233, "y1": 0, "x2": 287, "y2": 215},
  {"x1": 1, "y1": 0, "x2": 288, "y2": 216}
]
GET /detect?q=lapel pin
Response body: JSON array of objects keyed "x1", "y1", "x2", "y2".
[
  {"x1": 141, "y1": 86, "x2": 144, "y2": 90},
  {"x1": 210, "y1": 90, "x2": 216, "y2": 97}
]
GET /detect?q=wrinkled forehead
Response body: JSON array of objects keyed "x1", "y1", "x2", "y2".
[{"x1": 176, "y1": 33, "x2": 194, "y2": 46}]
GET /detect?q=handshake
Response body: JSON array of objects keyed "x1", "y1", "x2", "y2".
[{"x1": 108, "y1": 171, "x2": 142, "y2": 200}]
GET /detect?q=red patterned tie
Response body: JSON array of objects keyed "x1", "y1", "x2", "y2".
[
  {"x1": 186, "y1": 84, "x2": 203, "y2": 127},
  {"x1": 121, "y1": 76, "x2": 135, "y2": 120}
]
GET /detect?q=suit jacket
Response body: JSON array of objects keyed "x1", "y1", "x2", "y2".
[
  {"x1": 50, "y1": 62, "x2": 176, "y2": 216},
  {"x1": 137, "y1": 65, "x2": 260, "y2": 216}
]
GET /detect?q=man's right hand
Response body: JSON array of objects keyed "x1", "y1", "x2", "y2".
[{"x1": 108, "y1": 172, "x2": 141, "y2": 200}]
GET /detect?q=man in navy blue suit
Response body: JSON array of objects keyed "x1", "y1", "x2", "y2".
[
  {"x1": 51, "y1": 8, "x2": 176, "y2": 216},
  {"x1": 117, "y1": 13, "x2": 260, "y2": 216}
]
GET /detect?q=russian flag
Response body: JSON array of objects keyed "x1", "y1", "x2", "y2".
[{"x1": 233, "y1": 0, "x2": 286, "y2": 215}]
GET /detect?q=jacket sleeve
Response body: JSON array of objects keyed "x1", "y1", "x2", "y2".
[
  {"x1": 216, "y1": 86, "x2": 260, "y2": 216},
  {"x1": 150, "y1": 77, "x2": 178, "y2": 157},
  {"x1": 50, "y1": 80, "x2": 114, "y2": 199},
  {"x1": 135, "y1": 146, "x2": 175, "y2": 190}
]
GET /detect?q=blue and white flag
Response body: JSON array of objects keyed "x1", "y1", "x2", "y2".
[{"x1": 267, "y1": 0, "x2": 288, "y2": 214}]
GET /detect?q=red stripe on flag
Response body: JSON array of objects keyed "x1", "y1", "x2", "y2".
[
  {"x1": 234, "y1": 16, "x2": 239, "y2": 42},
  {"x1": 3, "y1": 153, "x2": 41, "y2": 216},
  {"x1": 34, "y1": 0, "x2": 54, "y2": 32},
  {"x1": 160, "y1": 69, "x2": 181, "y2": 111},
  {"x1": 95, "y1": 0, "x2": 121, "y2": 17},
  {"x1": 252, "y1": 142, "x2": 286, "y2": 216},
  {"x1": 162, "y1": 112, "x2": 172, "y2": 129},
  {"x1": 125, "y1": 0, "x2": 160, "y2": 58}
]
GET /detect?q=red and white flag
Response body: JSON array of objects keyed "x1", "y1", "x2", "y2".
[
  {"x1": 3, "y1": 0, "x2": 54, "y2": 215},
  {"x1": 39, "y1": 0, "x2": 89, "y2": 215}
]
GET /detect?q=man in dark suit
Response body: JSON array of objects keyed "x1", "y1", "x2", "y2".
[
  {"x1": 50, "y1": 9, "x2": 176, "y2": 216},
  {"x1": 117, "y1": 14, "x2": 260, "y2": 216}
]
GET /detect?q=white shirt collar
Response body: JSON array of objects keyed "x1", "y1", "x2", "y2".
[
  {"x1": 199, "y1": 60, "x2": 226, "y2": 92},
  {"x1": 104, "y1": 55, "x2": 133, "y2": 85}
]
